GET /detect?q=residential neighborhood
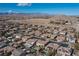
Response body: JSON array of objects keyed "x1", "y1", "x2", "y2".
[{"x1": 0, "y1": 14, "x2": 79, "y2": 56}]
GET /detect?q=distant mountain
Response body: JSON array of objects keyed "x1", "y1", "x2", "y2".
[
  {"x1": 0, "y1": 12, "x2": 15, "y2": 15},
  {"x1": 0, "y1": 12, "x2": 49, "y2": 16}
]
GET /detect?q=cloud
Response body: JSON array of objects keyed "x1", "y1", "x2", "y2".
[
  {"x1": 7, "y1": 10, "x2": 18, "y2": 13},
  {"x1": 8, "y1": 10, "x2": 13, "y2": 13},
  {"x1": 17, "y1": 3, "x2": 32, "y2": 7}
]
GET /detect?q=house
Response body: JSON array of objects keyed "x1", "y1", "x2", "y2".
[
  {"x1": 3, "y1": 46, "x2": 15, "y2": 55},
  {"x1": 56, "y1": 34, "x2": 66, "y2": 42},
  {"x1": 40, "y1": 34, "x2": 47, "y2": 39},
  {"x1": 22, "y1": 36, "x2": 30, "y2": 42},
  {"x1": 73, "y1": 50, "x2": 79, "y2": 56},
  {"x1": 67, "y1": 27, "x2": 75, "y2": 33},
  {"x1": 28, "y1": 31, "x2": 35, "y2": 35},
  {"x1": 15, "y1": 34, "x2": 22, "y2": 39},
  {"x1": 53, "y1": 29, "x2": 59, "y2": 35},
  {"x1": 24, "y1": 39, "x2": 37, "y2": 48},
  {"x1": 66, "y1": 34, "x2": 76, "y2": 43},
  {"x1": 45, "y1": 29, "x2": 51, "y2": 33},
  {"x1": 34, "y1": 30, "x2": 41, "y2": 37},
  {"x1": 0, "y1": 41, "x2": 7, "y2": 48},
  {"x1": 17, "y1": 40, "x2": 23, "y2": 45},
  {"x1": 11, "y1": 48, "x2": 25, "y2": 56},
  {"x1": 46, "y1": 43, "x2": 60, "y2": 50},
  {"x1": 50, "y1": 34, "x2": 57, "y2": 40},
  {"x1": 13, "y1": 34, "x2": 22, "y2": 42},
  {"x1": 40, "y1": 33, "x2": 56, "y2": 40},
  {"x1": 68, "y1": 32, "x2": 75, "y2": 37},
  {"x1": 12, "y1": 42, "x2": 20, "y2": 48},
  {"x1": 0, "y1": 37, "x2": 3, "y2": 42},
  {"x1": 66, "y1": 35, "x2": 76, "y2": 43},
  {"x1": 42, "y1": 33, "x2": 51, "y2": 38},
  {"x1": 0, "y1": 48, "x2": 4, "y2": 55},
  {"x1": 36, "y1": 40, "x2": 49, "y2": 47},
  {"x1": 46, "y1": 33, "x2": 52, "y2": 38},
  {"x1": 59, "y1": 30, "x2": 67, "y2": 35},
  {"x1": 77, "y1": 38, "x2": 79, "y2": 43},
  {"x1": 7, "y1": 36, "x2": 14, "y2": 42},
  {"x1": 56, "y1": 46, "x2": 71, "y2": 56}
]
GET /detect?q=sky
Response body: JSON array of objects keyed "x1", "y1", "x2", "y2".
[{"x1": 0, "y1": 3, "x2": 79, "y2": 15}]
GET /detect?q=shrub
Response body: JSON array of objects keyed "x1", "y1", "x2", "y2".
[{"x1": 74, "y1": 43, "x2": 79, "y2": 50}]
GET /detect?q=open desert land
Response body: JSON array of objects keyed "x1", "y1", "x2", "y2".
[{"x1": 7, "y1": 15, "x2": 79, "y2": 28}]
